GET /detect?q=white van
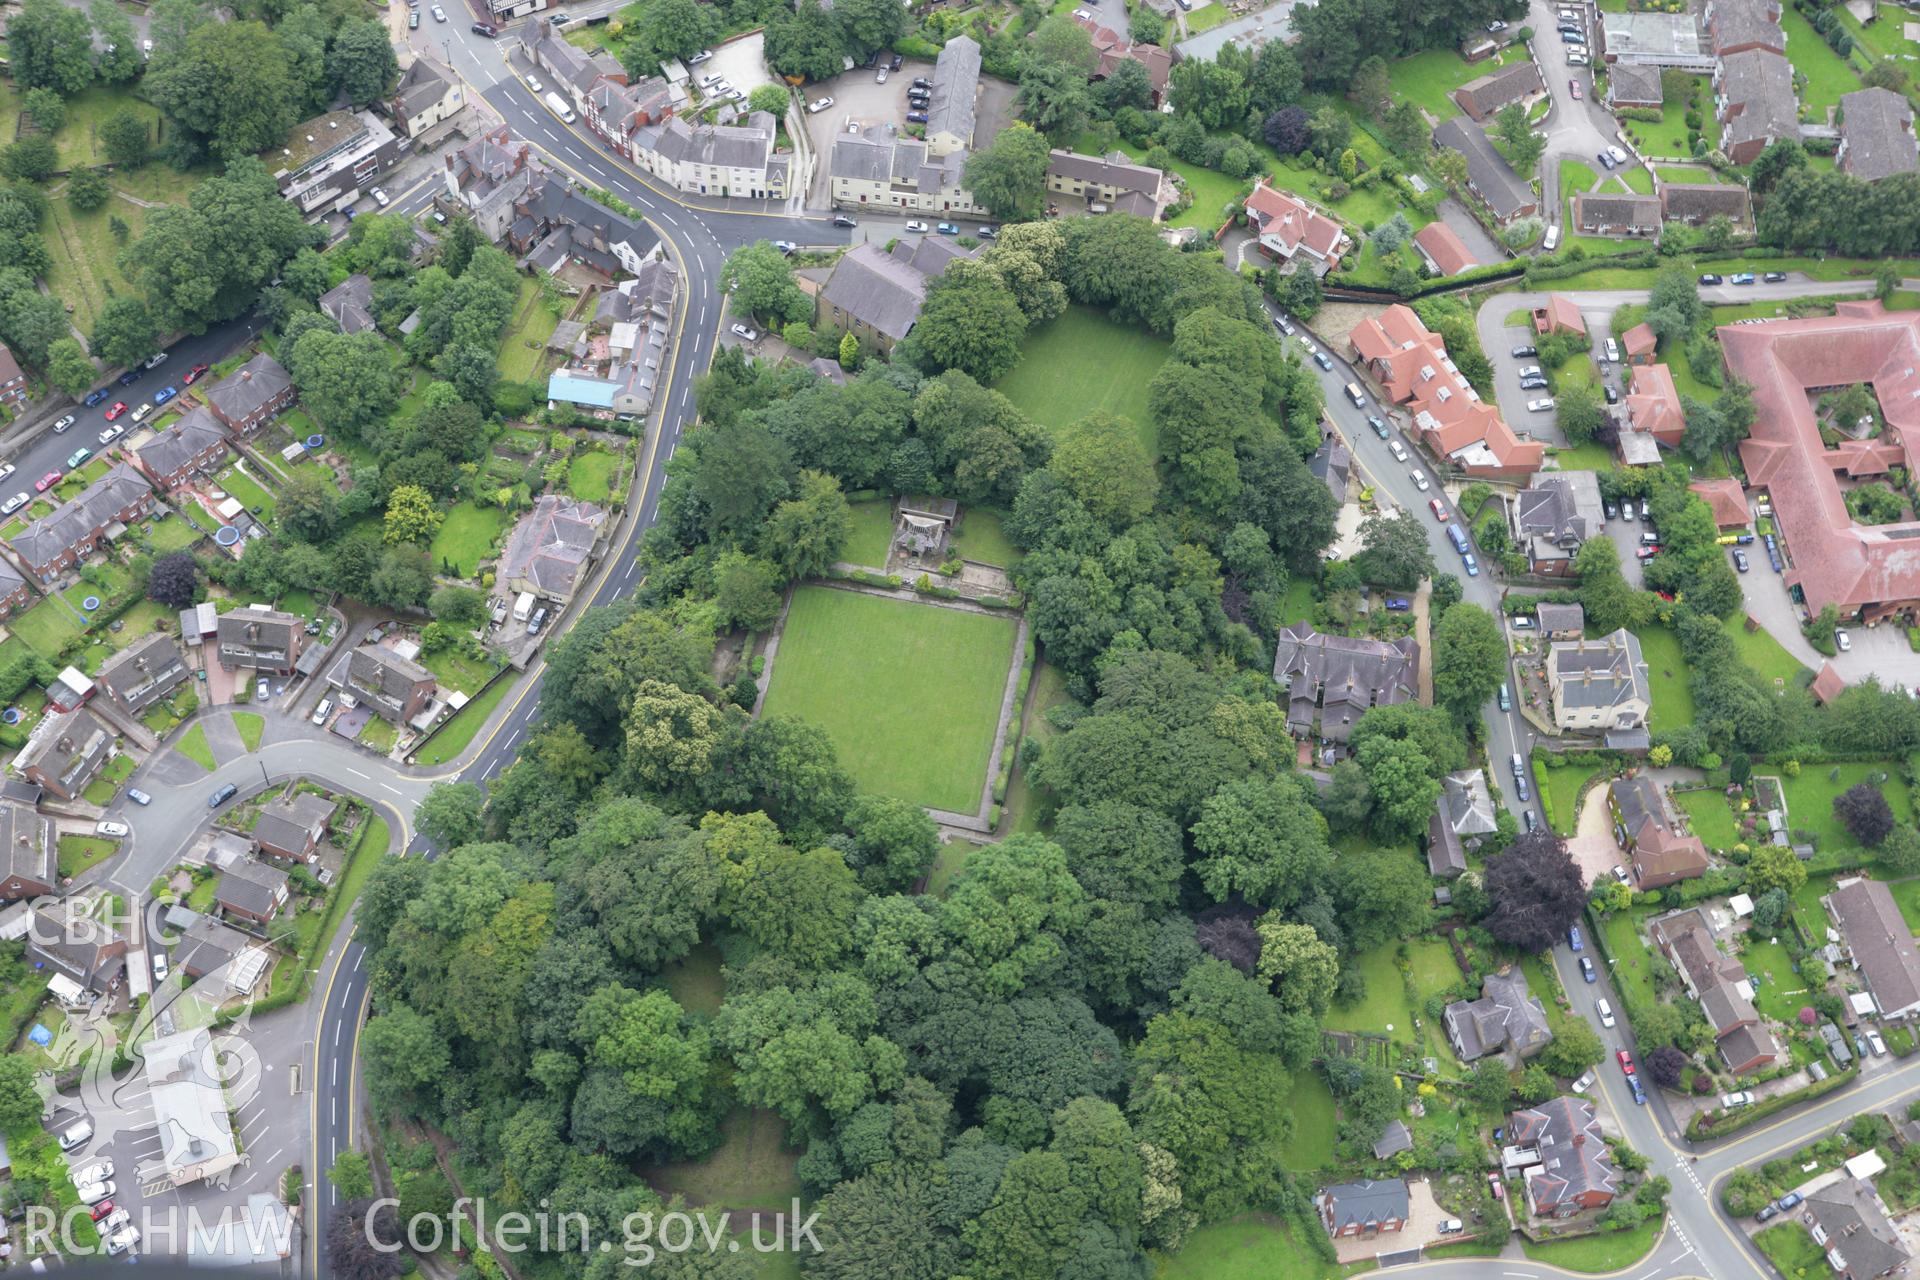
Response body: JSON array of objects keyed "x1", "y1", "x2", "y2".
[
  {"x1": 1596, "y1": 998, "x2": 1615, "y2": 1028},
  {"x1": 513, "y1": 590, "x2": 536, "y2": 622},
  {"x1": 544, "y1": 90, "x2": 577, "y2": 124},
  {"x1": 1543, "y1": 224, "x2": 1561, "y2": 251}
]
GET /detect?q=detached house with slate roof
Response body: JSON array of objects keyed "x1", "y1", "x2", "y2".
[
  {"x1": 331, "y1": 646, "x2": 436, "y2": 724},
  {"x1": 134, "y1": 406, "x2": 228, "y2": 491},
  {"x1": 26, "y1": 906, "x2": 124, "y2": 993},
  {"x1": 319, "y1": 274, "x2": 376, "y2": 336},
  {"x1": 1808, "y1": 1185, "x2": 1911, "y2": 1280},
  {"x1": 1316, "y1": 1180, "x2": 1408, "y2": 1239},
  {"x1": 254, "y1": 792, "x2": 336, "y2": 866},
  {"x1": 1510, "y1": 1097, "x2": 1618, "y2": 1218},
  {"x1": 1444, "y1": 967, "x2": 1554, "y2": 1064},
  {"x1": 205, "y1": 355, "x2": 294, "y2": 438},
  {"x1": 1546, "y1": 628, "x2": 1651, "y2": 734},
  {"x1": 15, "y1": 706, "x2": 111, "y2": 802},
  {"x1": 389, "y1": 56, "x2": 464, "y2": 139},
  {"x1": 1046, "y1": 150, "x2": 1171, "y2": 220},
  {"x1": 1611, "y1": 775, "x2": 1710, "y2": 888},
  {"x1": 817, "y1": 237, "x2": 977, "y2": 356},
  {"x1": 1428, "y1": 769, "x2": 1497, "y2": 878},
  {"x1": 7, "y1": 462, "x2": 155, "y2": 584},
  {"x1": 216, "y1": 607, "x2": 304, "y2": 676},
  {"x1": 97, "y1": 633, "x2": 189, "y2": 717},
  {"x1": 1271, "y1": 623, "x2": 1418, "y2": 745},
  {"x1": 214, "y1": 860, "x2": 289, "y2": 927},
  {"x1": 500, "y1": 496, "x2": 608, "y2": 607},
  {"x1": 1827, "y1": 875, "x2": 1920, "y2": 1019}
]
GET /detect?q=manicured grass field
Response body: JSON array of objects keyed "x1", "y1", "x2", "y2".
[
  {"x1": 1520, "y1": 1215, "x2": 1663, "y2": 1272},
  {"x1": 1280, "y1": 1068, "x2": 1337, "y2": 1171},
  {"x1": 842, "y1": 499, "x2": 895, "y2": 568},
  {"x1": 233, "y1": 711, "x2": 264, "y2": 753},
  {"x1": 1630, "y1": 624, "x2": 1695, "y2": 736},
  {"x1": 147, "y1": 512, "x2": 203, "y2": 553},
  {"x1": 1156, "y1": 1213, "x2": 1346, "y2": 1280},
  {"x1": 951, "y1": 508, "x2": 1020, "y2": 568},
  {"x1": 1322, "y1": 944, "x2": 1414, "y2": 1036},
  {"x1": 566, "y1": 450, "x2": 619, "y2": 504},
  {"x1": 497, "y1": 278, "x2": 560, "y2": 382},
  {"x1": 648, "y1": 1107, "x2": 801, "y2": 1214},
  {"x1": 1598, "y1": 912, "x2": 1661, "y2": 1019},
  {"x1": 215, "y1": 463, "x2": 276, "y2": 523},
  {"x1": 1673, "y1": 788, "x2": 1741, "y2": 849},
  {"x1": 760, "y1": 587, "x2": 1017, "y2": 813},
  {"x1": 1182, "y1": 1, "x2": 1234, "y2": 32},
  {"x1": 1656, "y1": 165, "x2": 1735, "y2": 186},
  {"x1": 995, "y1": 306, "x2": 1172, "y2": 457},
  {"x1": 1780, "y1": 3, "x2": 1864, "y2": 114},
  {"x1": 1617, "y1": 165, "x2": 1655, "y2": 195},
  {"x1": 1623, "y1": 83, "x2": 1702, "y2": 158},
  {"x1": 1542, "y1": 760, "x2": 1603, "y2": 835},
  {"x1": 1781, "y1": 762, "x2": 1912, "y2": 854},
  {"x1": 176, "y1": 722, "x2": 215, "y2": 772},
  {"x1": 419, "y1": 645, "x2": 499, "y2": 696},
  {"x1": 11, "y1": 599, "x2": 83, "y2": 660},
  {"x1": 427, "y1": 502, "x2": 508, "y2": 578},
  {"x1": 1744, "y1": 937, "x2": 1813, "y2": 1023}
]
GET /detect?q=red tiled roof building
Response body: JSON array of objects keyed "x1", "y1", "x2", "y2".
[{"x1": 1350, "y1": 305, "x2": 1543, "y2": 479}]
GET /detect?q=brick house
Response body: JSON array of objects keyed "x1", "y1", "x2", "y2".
[
  {"x1": 96, "y1": 633, "x2": 190, "y2": 717},
  {"x1": 214, "y1": 860, "x2": 290, "y2": 925},
  {"x1": 215, "y1": 607, "x2": 304, "y2": 675},
  {"x1": 204, "y1": 355, "x2": 294, "y2": 437},
  {"x1": 133, "y1": 406, "x2": 228, "y2": 491},
  {"x1": 15, "y1": 706, "x2": 111, "y2": 801},
  {"x1": 1316, "y1": 1180, "x2": 1408, "y2": 1238},
  {"x1": 1510, "y1": 1097, "x2": 1618, "y2": 1217},
  {"x1": 25, "y1": 906, "x2": 125, "y2": 993},
  {"x1": 253, "y1": 792, "x2": 335, "y2": 864},
  {"x1": 332, "y1": 646, "x2": 435, "y2": 724},
  {"x1": 0, "y1": 344, "x2": 27, "y2": 411},
  {"x1": 7, "y1": 463, "x2": 156, "y2": 583},
  {"x1": 0, "y1": 800, "x2": 53, "y2": 900}
]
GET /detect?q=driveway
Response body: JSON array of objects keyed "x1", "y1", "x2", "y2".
[
  {"x1": 1568, "y1": 781, "x2": 1621, "y2": 886},
  {"x1": 800, "y1": 59, "x2": 937, "y2": 205}
]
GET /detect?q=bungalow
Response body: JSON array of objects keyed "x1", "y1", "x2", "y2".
[
  {"x1": 1839, "y1": 87, "x2": 1919, "y2": 182},
  {"x1": 8, "y1": 462, "x2": 156, "y2": 583},
  {"x1": 1573, "y1": 192, "x2": 1661, "y2": 237},
  {"x1": 1412, "y1": 222, "x2": 1479, "y2": 277},
  {"x1": 1659, "y1": 183, "x2": 1752, "y2": 227},
  {"x1": 204, "y1": 354, "x2": 294, "y2": 437},
  {"x1": 254, "y1": 791, "x2": 336, "y2": 865},
  {"x1": 1510, "y1": 1097, "x2": 1618, "y2": 1217},
  {"x1": 1453, "y1": 60, "x2": 1544, "y2": 121},
  {"x1": 133, "y1": 406, "x2": 228, "y2": 491},
  {"x1": 215, "y1": 607, "x2": 305, "y2": 676},
  {"x1": 1316, "y1": 1179, "x2": 1408, "y2": 1238},
  {"x1": 1537, "y1": 602, "x2": 1585, "y2": 640},
  {"x1": 1444, "y1": 967, "x2": 1554, "y2": 1063},
  {"x1": 0, "y1": 800, "x2": 53, "y2": 900},
  {"x1": 1827, "y1": 875, "x2": 1920, "y2": 1019},
  {"x1": 1611, "y1": 775, "x2": 1710, "y2": 887},
  {"x1": 25, "y1": 906, "x2": 125, "y2": 994},
  {"x1": 332, "y1": 645, "x2": 436, "y2": 724},
  {"x1": 214, "y1": 860, "x2": 289, "y2": 926},
  {"x1": 96, "y1": 633, "x2": 190, "y2": 717},
  {"x1": 1432, "y1": 118, "x2": 1538, "y2": 223},
  {"x1": 15, "y1": 706, "x2": 111, "y2": 802},
  {"x1": 1609, "y1": 63, "x2": 1664, "y2": 109},
  {"x1": 499, "y1": 495, "x2": 608, "y2": 609},
  {"x1": 1242, "y1": 181, "x2": 1349, "y2": 274}
]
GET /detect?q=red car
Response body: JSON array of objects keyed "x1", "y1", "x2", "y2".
[
  {"x1": 89, "y1": 1200, "x2": 114, "y2": 1222},
  {"x1": 1635, "y1": 544, "x2": 1660, "y2": 559},
  {"x1": 1429, "y1": 497, "x2": 1449, "y2": 522},
  {"x1": 1570, "y1": 78, "x2": 1582, "y2": 100},
  {"x1": 1617, "y1": 1049, "x2": 1636, "y2": 1075},
  {"x1": 104, "y1": 401, "x2": 128, "y2": 420},
  {"x1": 182, "y1": 362, "x2": 209, "y2": 385},
  {"x1": 34, "y1": 470, "x2": 61, "y2": 492}
]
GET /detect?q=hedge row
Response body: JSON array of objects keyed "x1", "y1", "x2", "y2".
[{"x1": 1686, "y1": 1062, "x2": 1857, "y2": 1139}]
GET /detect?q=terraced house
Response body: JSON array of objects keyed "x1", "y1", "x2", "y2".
[
  {"x1": 1838, "y1": 87, "x2": 1919, "y2": 181},
  {"x1": 133, "y1": 406, "x2": 229, "y2": 491},
  {"x1": 204, "y1": 355, "x2": 295, "y2": 437},
  {"x1": 630, "y1": 111, "x2": 787, "y2": 200},
  {"x1": 1714, "y1": 49, "x2": 1799, "y2": 165},
  {"x1": 96, "y1": 633, "x2": 190, "y2": 717},
  {"x1": 829, "y1": 128, "x2": 982, "y2": 216},
  {"x1": 7, "y1": 462, "x2": 156, "y2": 583}
]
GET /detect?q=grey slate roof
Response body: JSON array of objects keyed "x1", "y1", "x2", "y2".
[
  {"x1": 633, "y1": 111, "x2": 776, "y2": 170},
  {"x1": 174, "y1": 913, "x2": 254, "y2": 976},
  {"x1": 392, "y1": 56, "x2": 458, "y2": 123},
  {"x1": 1719, "y1": 50, "x2": 1800, "y2": 154},
  {"x1": 926, "y1": 35, "x2": 981, "y2": 146},
  {"x1": 500, "y1": 495, "x2": 607, "y2": 598},
  {"x1": 254, "y1": 792, "x2": 335, "y2": 858},
  {"x1": 343, "y1": 646, "x2": 433, "y2": 717},
  {"x1": 1371, "y1": 1120, "x2": 1413, "y2": 1160},
  {"x1": 1046, "y1": 148, "x2": 1162, "y2": 195},
  {"x1": 1272, "y1": 622, "x2": 1419, "y2": 744},
  {"x1": 1516, "y1": 472, "x2": 1604, "y2": 546},
  {"x1": 1549, "y1": 628, "x2": 1651, "y2": 714},
  {"x1": 1609, "y1": 62, "x2": 1664, "y2": 107},
  {"x1": 1432, "y1": 118, "x2": 1536, "y2": 220},
  {"x1": 1659, "y1": 182, "x2": 1752, "y2": 222},
  {"x1": 819, "y1": 241, "x2": 963, "y2": 344},
  {"x1": 206, "y1": 354, "x2": 292, "y2": 425},
  {"x1": 216, "y1": 607, "x2": 302, "y2": 664},
  {"x1": 1574, "y1": 191, "x2": 1662, "y2": 233},
  {"x1": 1536, "y1": 602, "x2": 1585, "y2": 634},
  {"x1": 1455, "y1": 60, "x2": 1544, "y2": 118},
  {"x1": 16, "y1": 706, "x2": 110, "y2": 794},
  {"x1": 1711, "y1": 0, "x2": 1785, "y2": 52},
  {"x1": 1444, "y1": 968, "x2": 1552, "y2": 1060},
  {"x1": 1829, "y1": 876, "x2": 1920, "y2": 1016},
  {"x1": 9, "y1": 462, "x2": 153, "y2": 573},
  {"x1": 1808, "y1": 1186, "x2": 1909, "y2": 1280},
  {"x1": 1841, "y1": 87, "x2": 1919, "y2": 180},
  {"x1": 26, "y1": 906, "x2": 122, "y2": 991},
  {"x1": 1611, "y1": 775, "x2": 1665, "y2": 844},
  {"x1": 0, "y1": 799, "x2": 51, "y2": 891},
  {"x1": 215, "y1": 860, "x2": 287, "y2": 917},
  {"x1": 97, "y1": 633, "x2": 189, "y2": 714},
  {"x1": 1509, "y1": 1096, "x2": 1617, "y2": 1212},
  {"x1": 1319, "y1": 1180, "x2": 1409, "y2": 1232},
  {"x1": 136, "y1": 406, "x2": 227, "y2": 480},
  {"x1": 319, "y1": 274, "x2": 376, "y2": 336}
]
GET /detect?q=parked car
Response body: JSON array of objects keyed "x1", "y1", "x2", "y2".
[
  {"x1": 1870, "y1": 1030, "x2": 1888, "y2": 1056},
  {"x1": 311, "y1": 698, "x2": 333, "y2": 726},
  {"x1": 1568, "y1": 925, "x2": 1583, "y2": 952},
  {"x1": 1755, "y1": 1204, "x2": 1780, "y2": 1223},
  {"x1": 1570, "y1": 1069, "x2": 1595, "y2": 1094},
  {"x1": 1629, "y1": 1076, "x2": 1647, "y2": 1105},
  {"x1": 1463, "y1": 553, "x2": 1479, "y2": 577},
  {"x1": 1596, "y1": 149, "x2": 1616, "y2": 170},
  {"x1": 906, "y1": 110, "x2": 928, "y2": 123},
  {"x1": 1764, "y1": 271, "x2": 1787, "y2": 283},
  {"x1": 976, "y1": 225, "x2": 998, "y2": 238},
  {"x1": 1527, "y1": 397, "x2": 1557, "y2": 412},
  {"x1": 208, "y1": 783, "x2": 237, "y2": 808},
  {"x1": 876, "y1": 67, "x2": 888, "y2": 83},
  {"x1": 1, "y1": 494, "x2": 27, "y2": 515},
  {"x1": 1635, "y1": 544, "x2": 1661, "y2": 559},
  {"x1": 904, "y1": 220, "x2": 929, "y2": 232},
  {"x1": 76, "y1": 1181, "x2": 113, "y2": 1206},
  {"x1": 105, "y1": 1227, "x2": 139, "y2": 1257},
  {"x1": 34, "y1": 470, "x2": 60, "y2": 492},
  {"x1": 729, "y1": 323, "x2": 759, "y2": 342},
  {"x1": 1617, "y1": 1049, "x2": 1636, "y2": 1074},
  {"x1": 912, "y1": 77, "x2": 931, "y2": 88},
  {"x1": 104, "y1": 401, "x2": 128, "y2": 420},
  {"x1": 807, "y1": 97, "x2": 834, "y2": 113},
  {"x1": 152, "y1": 385, "x2": 177, "y2": 405},
  {"x1": 1604, "y1": 500, "x2": 1618, "y2": 520},
  {"x1": 1410, "y1": 469, "x2": 1429, "y2": 492},
  {"x1": 1489, "y1": 1173, "x2": 1504, "y2": 1200},
  {"x1": 1517, "y1": 364, "x2": 1543, "y2": 379},
  {"x1": 1731, "y1": 272, "x2": 1755, "y2": 286},
  {"x1": 430, "y1": 5, "x2": 446, "y2": 19},
  {"x1": 688, "y1": 49, "x2": 713, "y2": 64},
  {"x1": 1513, "y1": 771, "x2": 1527, "y2": 800},
  {"x1": 1511, "y1": 344, "x2": 1537, "y2": 358},
  {"x1": 1569, "y1": 78, "x2": 1581, "y2": 99},
  {"x1": 1313, "y1": 351, "x2": 1333, "y2": 371},
  {"x1": 117, "y1": 369, "x2": 142, "y2": 386},
  {"x1": 88, "y1": 1200, "x2": 115, "y2": 1223},
  {"x1": 773, "y1": 241, "x2": 797, "y2": 255},
  {"x1": 1519, "y1": 376, "x2": 1549, "y2": 391},
  {"x1": 1384, "y1": 597, "x2": 1411, "y2": 612},
  {"x1": 1721, "y1": 1090, "x2": 1756, "y2": 1108},
  {"x1": 59, "y1": 1120, "x2": 92, "y2": 1150},
  {"x1": 1430, "y1": 497, "x2": 1448, "y2": 522},
  {"x1": 1777, "y1": 1192, "x2": 1805, "y2": 1212},
  {"x1": 936, "y1": 222, "x2": 960, "y2": 234},
  {"x1": 1605, "y1": 384, "x2": 1620, "y2": 404},
  {"x1": 1733, "y1": 549, "x2": 1749, "y2": 573},
  {"x1": 52, "y1": 414, "x2": 74, "y2": 433},
  {"x1": 95, "y1": 821, "x2": 128, "y2": 838},
  {"x1": 1597, "y1": 998, "x2": 1615, "y2": 1028},
  {"x1": 1607, "y1": 145, "x2": 1628, "y2": 165},
  {"x1": 1837, "y1": 629, "x2": 1853, "y2": 652},
  {"x1": 1369, "y1": 415, "x2": 1389, "y2": 439},
  {"x1": 127, "y1": 788, "x2": 150, "y2": 805},
  {"x1": 832, "y1": 214, "x2": 857, "y2": 228},
  {"x1": 66, "y1": 447, "x2": 91, "y2": 469},
  {"x1": 71, "y1": 1162, "x2": 113, "y2": 1187},
  {"x1": 470, "y1": 19, "x2": 495, "y2": 33},
  {"x1": 1388, "y1": 440, "x2": 1408, "y2": 462},
  {"x1": 96, "y1": 424, "x2": 123, "y2": 446},
  {"x1": 84, "y1": 389, "x2": 110, "y2": 407},
  {"x1": 1498, "y1": 683, "x2": 1510, "y2": 710},
  {"x1": 129, "y1": 404, "x2": 153, "y2": 424},
  {"x1": 1580, "y1": 955, "x2": 1596, "y2": 982},
  {"x1": 142, "y1": 352, "x2": 167, "y2": 370},
  {"x1": 1699, "y1": 273, "x2": 1724, "y2": 285}
]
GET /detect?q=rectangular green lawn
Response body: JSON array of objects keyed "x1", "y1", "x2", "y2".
[
  {"x1": 1157, "y1": 1213, "x2": 1345, "y2": 1280},
  {"x1": 10, "y1": 600, "x2": 83, "y2": 660},
  {"x1": 842, "y1": 499, "x2": 895, "y2": 569},
  {"x1": 1780, "y1": 3, "x2": 1863, "y2": 113},
  {"x1": 1279, "y1": 1068, "x2": 1337, "y2": 1172},
  {"x1": 995, "y1": 306, "x2": 1172, "y2": 457},
  {"x1": 428, "y1": 503, "x2": 508, "y2": 578},
  {"x1": 1674, "y1": 789, "x2": 1741, "y2": 850},
  {"x1": 951, "y1": 509, "x2": 1020, "y2": 568},
  {"x1": 1781, "y1": 762, "x2": 1912, "y2": 854},
  {"x1": 566, "y1": 451, "x2": 619, "y2": 504},
  {"x1": 760, "y1": 587, "x2": 1016, "y2": 813},
  {"x1": 1630, "y1": 624, "x2": 1695, "y2": 735}
]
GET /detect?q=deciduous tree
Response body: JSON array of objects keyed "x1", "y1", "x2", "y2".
[
  {"x1": 964, "y1": 123, "x2": 1052, "y2": 221},
  {"x1": 1483, "y1": 829, "x2": 1586, "y2": 953}
]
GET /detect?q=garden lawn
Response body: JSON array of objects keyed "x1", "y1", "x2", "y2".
[
  {"x1": 1629, "y1": 624, "x2": 1694, "y2": 735},
  {"x1": 1559, "y1": 161, "x2": 1602, "y2": 213},
  {"x1": 1722, "y1": 613, "x2": 1805, "y2": 686},
  {"x1": 1657, "y1": 165, "x2": 1736, "y2": 185},
  {"x1": 147, "y1": 513, "x2": 203, "y2": 553},
  {"x1": 566, "y1": 450, "x2": 619, "y2": 504},
  {"x1": 1674, "y1": 789, "x2": 1741, "y2": 850},
  {"x1": 1756, "y1": 1224, "x2": 1826, "y2": 1278},
  {"x1": 1743, "y1": 937, "x2": 1814, "y2": 1023},
  {"x1": 176, "y1": 723, "x2": 216, "y2": 772},
  {"x1": 415, "y1": 672, "x2": 518, "y2": 766},
  {"x1": 1280, "y1": 1068, "x2": 1338, "y2": 1171},
  {"x1": 1616, "y1": 166, "x2": 1655, "y2": 195},
  {"x1": 359, "y1": 716, "x2": 397, "y2": 753},
  {"x1": 842, "y1": 499, "x2": 895, "y2": 569},
  {"x1": 1391, "y1": 47, "x2": 1528, "y2": 122},
  {"x1": 1115, "y1": 141, "x2": 1248, "y2": 232},
  {"x1": 1156, "y1": 1213, "x2": 1346, "y2": 1280},
  {"x1": 1542, "y1": 760, "x2": 1603, "y2": 835},
  {"x1": 647, "y1": 1107, "x2": 800, "y2": 1214},
  {"x1": 10, "y1": 600, "x2": 83, "y2": 660},
  {"x1": 760, "y1": 587, "x2": 1017, "y2": 813},
  {"x1": 1520, "y1": 1215, "x2": 1663, "y2": 1271},
  {"x1": 1279, "y1": 577, "x2": 1317, "y2": 624},
  {"x1": 1781, "y1": 762, "x2": 1913, "y2": 854},
  {"x1": 428, "y1": 503, "x2": 508, "y2": 578},
  {"x1": 995, "y1": 306, "x2": 1172, "y2": 457},
  {"x1": 1623, "y1": 86, "x2": 1702, "y2": 158},
  {"x1": 1598, "y1": 911, "x2": 1661, "y2": 1019},
  {"x1": 419, "y1": 646, "x2": 498, "y2": 696},
  {"x1": 951, "y1": 509, "x2": 1020, "y2": 568},
  {"x1": 233, "y1": 712, "x2": 264, "y2": 753},
  {"x1": 215, "y1": 464, "x2": 276, "y2": 523},
  {"x1": 1779, "y1": 3, "x2": 1863, "y2": 113},
  {"x1": 56, "y1": 835, "x2": 116, "y2": 880},
  {"x1": 1321, "y1": 944, "x2": 1414, "y2": 1037},
  {"x1": 497, "y1": 278, "x2": 560, "y2": 382}
]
